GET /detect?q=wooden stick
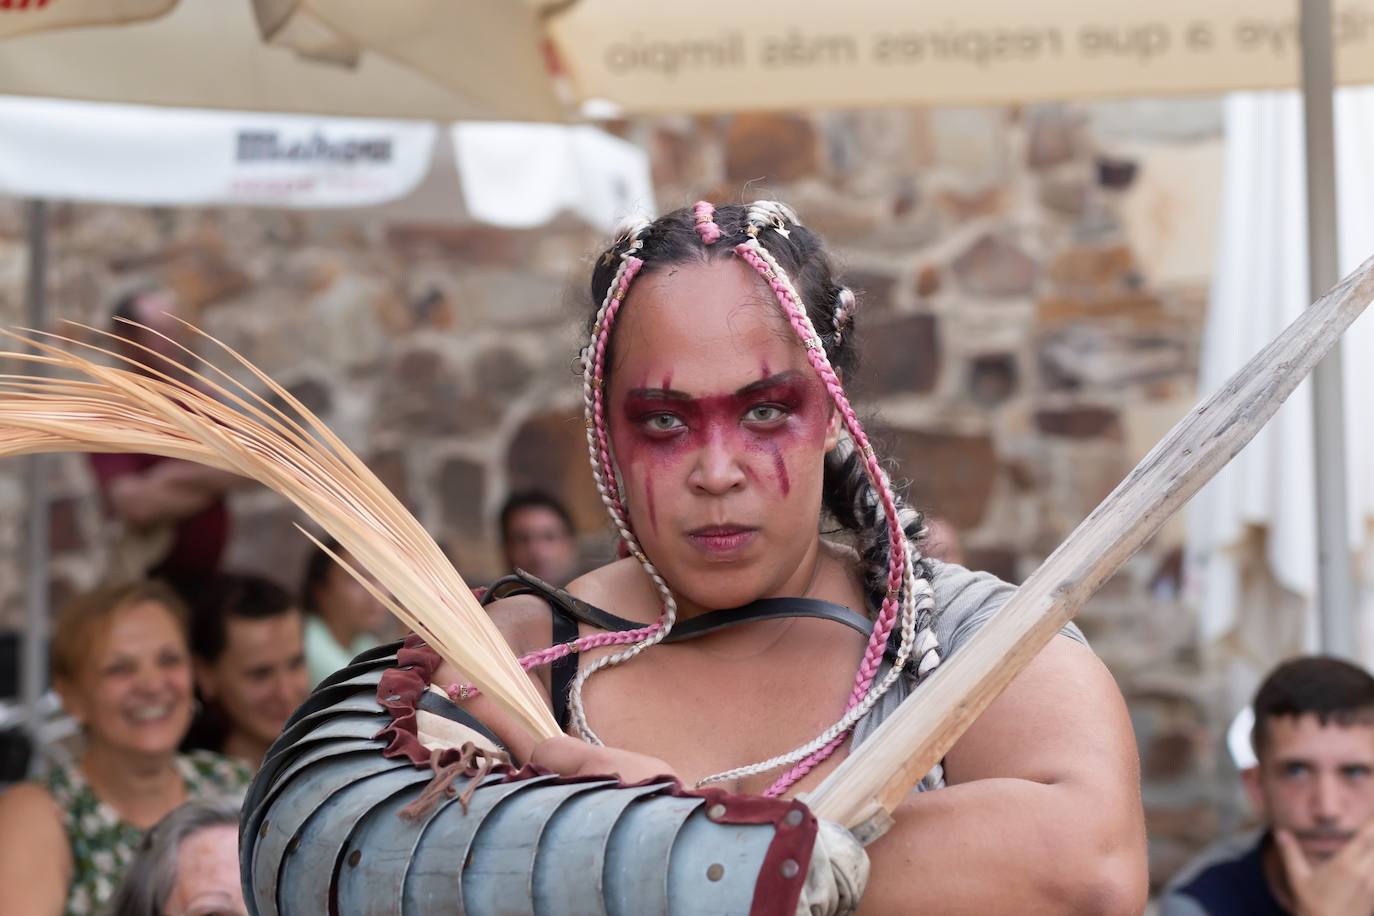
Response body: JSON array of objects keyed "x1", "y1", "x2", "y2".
[{"x1": 807, "y1": 253, "x2": 1374, "y2": 841}]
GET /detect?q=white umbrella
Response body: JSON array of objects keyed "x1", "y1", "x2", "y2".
[{"x1": 1188, "y1": 87, "x2": 1374, "y2": 679}]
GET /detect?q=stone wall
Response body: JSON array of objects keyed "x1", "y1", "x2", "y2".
[{"x1": 0, "y1": 100, "x2": 1232, "y2": 887}]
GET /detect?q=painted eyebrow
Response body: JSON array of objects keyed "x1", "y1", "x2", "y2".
[{"x1": 625, "y1": 371, "x2": 806, "y2": 401}]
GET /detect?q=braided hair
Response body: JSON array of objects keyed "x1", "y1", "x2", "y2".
[
  {"x1": 576, "y1": 202, "x2": 943, "y2": 794},
  {"x1": 454, "y1": 202, "x2": 943, "y2": 796}
]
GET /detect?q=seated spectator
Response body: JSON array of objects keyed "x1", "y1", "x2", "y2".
[
  {"x1": 0, "y1": 582, "x2": 250, "y2": 915},
  {"x1": 106, "y1": 800, "x2": 244, "y2": 916},
  {"x1": 499, "y1": 489, "x2": 579, "y2": 585},
  {"x1": 185, "y1": 573, "x2": 309, "y2": 769},
  {"x1": 1160, "y1": 656, "x2": 1374, "y2": 915},
  {"x1": 922, "y1": 516, "x2": 965, "y2": 565},
  {"x1": 300, "y1": 537, "x2": 387, "y2": 687},
  {"x1": 90, "y1": 288, "x2": 242, "y2": 601}
]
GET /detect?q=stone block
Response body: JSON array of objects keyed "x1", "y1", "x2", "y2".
[
  {"x1": 934, "y1": 186, "x2": 1009, "y2": 222},
  {"x1": 724, "y1": 114, "x2": 820, "y2": 184},
  {"x1": 438, "y1": 456, "x2": 487, "y2": 534},
  {"x1": 926, "y1": 109, "x2": 1009, "y2": 186},
  {"x1": 967, "y1": 353, "x2": 1018, "y2": 406},
  {"x1": 1096, "y1": 155, "x2": 1140, "y2": 190},
  {"x1": 884, "y1": 429, "x2": 997, "y2": 529},
  {"x1": 474, "y1": 346, "x2": 533, "y2": 399},
  {"x1": 845, "y1": 269, "x2": 899, "y2": 314},
  {"x1": 375, "y1": 349, "x2": 498, "y2": 439},
  {"x1": 1034, "y1": 407, "x2": 1122, "y2": 440},
  {"x1": 1026, "y1": 107, "x2": 1085, "y2": 170},
  {"x1": 507, "y1": 411, "x2": 606, "y2": 535},
  {"x1": 962, "y1": 546, "x2": 1019, "y2": 583},
  {"x1": 163, "y1": 247, "x2": 251, "y2": 310},
  {"x1": 952, "y1": 234, "x2": 1038, "y2": 298},
  {"x1": 369, "y1": 451, "x2": 415, "y2": 514},
  {"x1": 1040, "y1": 327, "x2": 1188, "y2": 390},
  {"x1": 384, "y1": 224, "x2": 524, "y2": 265},
  {"x1": 48, "y1": 498, "x2": 84, "y2": 555},
  {"x1": 858, "y1": 314, "x2": 939, "y2": 398},
  {"x1": 916, "y1": 265, "x2": 942, "y2": 298},
  {"x1": 1036, "y1": 292, "x2": 1168, "y2": 329},
  {"x1": 1047, "y1": 244, "x2": 1136, "y2": 293},
  {"x1": 1038, "y1": 177, "x2": 1091, "y2": 217}
]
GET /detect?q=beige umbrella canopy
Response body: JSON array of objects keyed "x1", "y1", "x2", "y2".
[
  {"x1": 0, "y1": 0, "x2": 565, "y2": 121},
  {"x1": 8, "y1": 0, "x2": 1374, "y2": 119}
]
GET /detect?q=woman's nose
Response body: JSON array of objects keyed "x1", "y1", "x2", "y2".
[{"x1": 688, "y1": 433, "x2": 747, "y2": 494}]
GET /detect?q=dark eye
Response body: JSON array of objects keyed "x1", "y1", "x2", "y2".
[
  {"x1": 1282, "y1": 762, "x2": 1312, "y2": 779},
  {"x1": 744, "y1": 404, "x2": 786, "y2": 424},
  {"x1": 1343, "y1": 765, "x2": 1372, "y2": 781}
]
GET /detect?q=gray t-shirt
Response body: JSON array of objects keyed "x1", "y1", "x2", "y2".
[{"x1": 850, "y1": 560, "x2": 1088, "y2": 789}]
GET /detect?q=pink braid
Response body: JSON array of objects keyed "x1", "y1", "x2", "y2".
[
  {"x1": 590, "y1": 257, "x2": 643, "y2": 525},
  {"x1": 736, "y1": 241, "x2": 908, "y2": 795},
  {"x1": 693, "y1": 200, "x2": 722, "y2": 244}
]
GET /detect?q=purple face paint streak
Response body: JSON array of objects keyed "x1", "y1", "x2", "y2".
[{"x1": 644, "y1": 476, "x2": 658, "y2": 534}]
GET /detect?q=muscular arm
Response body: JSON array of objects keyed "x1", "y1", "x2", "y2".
[
  {"x1": 105, "y1": 460, "x2": 240, "y2": 526},
  {"x1": 858, "y1": 638, "x2": 1147, "y2": 916},
  {"x1": 0, "y1": 784, "x2": 71, "y2": 916}
]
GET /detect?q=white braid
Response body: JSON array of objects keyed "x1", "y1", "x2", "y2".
[
  {"x1": 572, "y1": 223, "x2": 678, "y2": 746},
  {"x1": 695, "y1": 536, "x2": 932, "y2": 787}
]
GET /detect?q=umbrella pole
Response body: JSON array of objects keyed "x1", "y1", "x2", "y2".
[
  {"x1": 22, "y1": 199, "x2": 49, "y2": 748},
  {"x1": 1300, "y1": 0, "x2": 1359, "y2": 658}
]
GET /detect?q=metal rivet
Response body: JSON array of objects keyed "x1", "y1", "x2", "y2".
[
  {"x1": 259, "y1": 820, "x2": 270, "y2": 838},
  {"x1": 707, "y1": 803, "x2": 727, "y2": 820},
  {"x1": 384, "y1": 694, "x2": 401, "y2": 702},
  {"x1": 706, "y1": 863, "x2": 725, "y2": 881},
  {"x1": 347, "y1": 849, "x2": 362, "y2": 868},
  {"x1": 784, "y1": 809, "x2": 804, "y2": 827},
  {"x1": 285, "y1": 836, "x2": 300, "y2": 855},
  {"x1": 780, "y1": 859, "x2": 800, "y2": 879}
]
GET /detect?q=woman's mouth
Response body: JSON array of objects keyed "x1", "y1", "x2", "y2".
[
  {"x1": 686, "y1": 525, "x2": 758, "y2": 555},
  {"x1": 123, "y1": 701, "x2": 178, "y2": 725}
]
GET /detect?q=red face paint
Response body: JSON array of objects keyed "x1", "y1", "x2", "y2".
[{"x1": 614, "y1": 370, "x2": 828, "y2": 508}]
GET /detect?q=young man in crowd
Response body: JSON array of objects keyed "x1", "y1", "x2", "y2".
[
  {"x1": 499, "y1": 490, "x2": 579, "y2": 586},
  {"x1": 1161, "y1": 656, "x2": 1374, "y2": 915},
  {"x1": 185, "y1": 573, "x2": 310, "y2": 769}
]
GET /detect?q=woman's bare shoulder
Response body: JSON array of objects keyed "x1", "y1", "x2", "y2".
[
  {"x1": 482, "y1": 592, "x2": 559, "y2": 656},
  {"x1": 564, "y1": 557, "x2": 658, "y2": 621},
  {"x1": 0, "y1": 781, "x2": 66, "y2": 859}
]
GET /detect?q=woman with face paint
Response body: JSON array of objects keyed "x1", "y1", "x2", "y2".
[
  {"x1": 246, "y1": 201, "x2": 1148, "y2": 915},
  {"x1": 423, "y1": 202, "x2": 1149, "y2": 914}
]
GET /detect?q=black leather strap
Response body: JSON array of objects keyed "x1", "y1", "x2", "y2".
[
  {"x1": 482, "y1": 570, "x2": 905, "y2": 731},
  {"x1": 416, "y1": 688, "x2": 506, "y2": 750}
]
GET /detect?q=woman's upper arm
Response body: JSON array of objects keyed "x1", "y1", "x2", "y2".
[
  {"x1": 434, "y1": 593, "x2": 557, "y2": 762},
  {"x1": 945, "y1": 636, "x2": 1143, "y2": 825},
  {"x1": 0, "y1": 783, "x2": 70, "y2": 916}
]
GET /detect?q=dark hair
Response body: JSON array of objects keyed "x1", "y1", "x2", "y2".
[
  {"x1": 587, "y1": 203, "x2": 925, "y2": 610},
  {"x1": 189, "y1": 572, "x2": 296, "y2": 663},
  {"x1": 300, "y1": 535, "x2": 343, "y2": 615},
  {"x1": 499, "y1": 490, "x2": 575, "y2": 541},
  {"x1": 1252, "y1": 655, "x2": 1374, "y2": 757},
  {"x1": 105, "y1": 800, "x2": 240, "y2": 916}
]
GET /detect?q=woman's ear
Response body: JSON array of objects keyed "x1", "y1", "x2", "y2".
[
  {"x1": 53, "y1": 677, "x2": 85, "y2": 725},
  {"x1": 824, "y1": 406, "x2": 843, "y2": 452}
]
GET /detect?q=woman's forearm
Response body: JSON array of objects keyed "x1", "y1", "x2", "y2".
[{"x1": 857, "y1": 776, "x2": 1147, "y2": 916}]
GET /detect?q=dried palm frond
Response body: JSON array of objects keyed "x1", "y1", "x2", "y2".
[{"x1": 0, "y1": 321, "x2": 560, "y2": 742}]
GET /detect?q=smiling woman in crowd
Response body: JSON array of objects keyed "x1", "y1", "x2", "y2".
[{"x1": 0, "y1": 582, "x2": 250, "y2": 916}]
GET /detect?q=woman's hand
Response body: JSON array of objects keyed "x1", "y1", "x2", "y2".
[{"x1": 529, "y1": 734, "x2": 680, "y2": 784}]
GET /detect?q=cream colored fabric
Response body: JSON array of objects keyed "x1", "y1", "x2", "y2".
[
  {"x1": 796, "y1": 819, "x2": 870, "y2": 916},
  {"x1": 415, "y1": 684, "x2": 502, "y2": 756}
]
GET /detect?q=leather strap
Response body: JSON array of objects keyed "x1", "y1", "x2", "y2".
[{"x1": 482, "y1": 570, "x2": 904, "y2": 730}]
